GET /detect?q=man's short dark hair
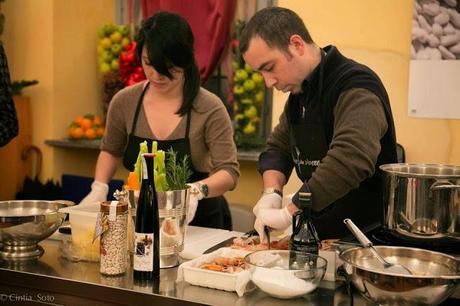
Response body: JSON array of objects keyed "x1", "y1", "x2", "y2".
[{"x1": 239, "y1": 7, "x2": 314, "y2": 55}]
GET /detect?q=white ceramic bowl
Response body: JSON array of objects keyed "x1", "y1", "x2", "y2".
[{"x1": 244, "y1": 250, "x2": 327, "y2": 299}]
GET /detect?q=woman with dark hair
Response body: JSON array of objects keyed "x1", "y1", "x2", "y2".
[{"x1": 80, "y1": 12, "x2": 239, "y2": 230}]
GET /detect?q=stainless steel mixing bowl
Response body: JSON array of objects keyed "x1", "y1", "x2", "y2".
[
  {"x1": 340, "y1": 246, "x2": 460, "y2": 305},
  {"x1": 0, "y1": 200, "x2": 74, "y2": 260}
]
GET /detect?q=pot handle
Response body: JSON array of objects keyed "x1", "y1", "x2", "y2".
[{"x1": 430, "y1": 180, "x2": 460, "y2": 191}]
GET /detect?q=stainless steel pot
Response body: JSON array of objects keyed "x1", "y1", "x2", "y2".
[
  {"x1": 380, "y1": 163, "x2": 460, "y2": 241},
  {"x1": 340, "y1": 246, "x2": 460, "y2": 305}
]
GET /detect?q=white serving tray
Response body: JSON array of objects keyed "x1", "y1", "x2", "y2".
[{"x1": 177, "y1": 247, "x2": 253, "y2": 297}]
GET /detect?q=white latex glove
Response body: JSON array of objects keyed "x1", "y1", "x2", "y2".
[
  {"x1": 79, "y1": 181, "x2": 108, "y2": 207},
  {"x1": 254, "y1": 207, "x2": 292, "y2": 243},
  {"x1": 187, "y1": 183, "x2": 205, "y2": 224},
  {"x1": 253, "y1": 192, "x2": 282, "y2": 216}
]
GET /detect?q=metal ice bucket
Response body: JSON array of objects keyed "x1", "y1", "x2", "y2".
[{"x1": 157, "y1": 188, "x2": 189, "y2": 268}]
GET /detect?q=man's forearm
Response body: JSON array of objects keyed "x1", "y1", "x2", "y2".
[{"x1": 262, "y1": 170, "x2": 287, "y2": 191}]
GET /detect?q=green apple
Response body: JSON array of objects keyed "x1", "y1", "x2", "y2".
[
  {"x1": 235, "y1": 69, "x2": 249, "y2": 82},
  {"x1": 244, "y1": 63, "x2": 253, "y2": 73},
  {"x1": 241, "y1": 98, "x2": 254, "y2": 105},
  {"x1": 111, "y1": 59, "x2": 120, "y2": 70},
  {"x1": 233, "y1": 85, "x2": 244, "y2": 96},
  {"x1": 117, "y1": 25, "x2": 130, "y2": 36},
  {"x1": 251, "y1": 72, "x2": 264, "y2": 84},
  {"x1": 101, "y1": 50, "x2": 114, "y2": 63},
  {"x1": 99, "y1": 62, "x2": 111, "y2": 74},
  {"x1": 102, "y1": 24, "x2": 116, "y2": 36},
  {"x1": 243, "y1": 79, "x2": 256, "y2": 92},
  {"x1": 255, "y1": 90, "x2": 265, "y2": 103},
  {"x1": 111, "y1": 43, "x2": 122, "y2": 55},
  {"x1": 231, "y1": 61, "x2": 239, "y2": 71}
]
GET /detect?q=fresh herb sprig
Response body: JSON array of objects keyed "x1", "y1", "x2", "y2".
[{"x1": 165, "y1": 148, "x2": 192, "y2": 190}]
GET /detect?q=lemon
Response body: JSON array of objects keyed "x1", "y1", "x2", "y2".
[
  {"x1": 243, "y1": 123, "x2": 256, "y2": 134},
  {"x1": 244, "y1": 106, "x2": 258, "y2": 119},
  {"x1": 110, "y1": 31, "x2": 123, "y2": 43},
  {"x1": 99, "y1": 37, "x2": 112, "y2": 49}
]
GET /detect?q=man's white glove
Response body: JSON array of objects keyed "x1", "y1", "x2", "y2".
[
  {"x1": 254, "y1": 207, "x2": 292, "y2": 243},
  {"x1": 187, "y1": 183, "x2": 205, "y2": 224},
  {"x1": 253, "y1": 192, "x2": 282, "y2": 216},
  {"x1": 79, "y1": 181, "x2": 108, "y2": 207}
]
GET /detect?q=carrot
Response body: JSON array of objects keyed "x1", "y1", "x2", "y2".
[{"x1": 127, "y1": 172, "x2": 140, "y2": 190}]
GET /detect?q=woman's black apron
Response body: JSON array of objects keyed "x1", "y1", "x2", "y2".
[
  {"x1": 123, "y1": 83, "x2": 232, "y2": 230},
  {"x1": 288, "y1": 47, "x2": 396, "y2": 239}
]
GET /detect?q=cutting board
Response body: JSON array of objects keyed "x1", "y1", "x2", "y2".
[{"x1": 180, "y1": 226, "x2": 242, "y2": 259}]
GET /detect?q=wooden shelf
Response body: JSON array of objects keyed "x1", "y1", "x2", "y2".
[
  {"x1": 45, "y1": 139, "x2": 261, "y2": 161},
  {"x1": 45, "y1": 139, "x2": 101, "y2": 150}
]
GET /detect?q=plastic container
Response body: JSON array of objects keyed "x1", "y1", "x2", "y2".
[{"x1": 59, "y1": 205, "x2": 100, "y2": 261}]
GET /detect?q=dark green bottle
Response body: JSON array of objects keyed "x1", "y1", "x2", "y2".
[
  {"x1": 289, "y1": 192, "x2": 320, "y2": 268},
  {"x1": 133, "y1": 153, "x2": 159, "y2": 280}
]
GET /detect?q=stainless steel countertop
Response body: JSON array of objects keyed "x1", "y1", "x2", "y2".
[{"x1": 0, "y1": 239, "x2": 377, "y2": 306}]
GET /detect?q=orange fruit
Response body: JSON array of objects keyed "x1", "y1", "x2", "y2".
[
  {"x1": 75, "y1": 116, "x2": 84, "y2": 126},
  {"x1": 69, "y1": 127, "x2": 84, "y2": 139},
  {"x1": 80, "y1": 118, "x2": 93, "y2": 129},
  {"x1": 93, "y1": 115, "x2": 103, "y2": 126},
  {"x1": 84, "y1": 128, "x2": 97, "y2": 140},
  {"x1": 96, "y1": 127, "x2": 105, "y2": 138}
]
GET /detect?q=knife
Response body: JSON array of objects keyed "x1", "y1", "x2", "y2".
[{"x1": 203, "y1": 236, "x2": 237, "y2": 254}]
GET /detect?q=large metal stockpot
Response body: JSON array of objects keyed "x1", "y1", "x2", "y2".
[{"x1": 380, "y1": 163, "x2": 460, "y2": 241}]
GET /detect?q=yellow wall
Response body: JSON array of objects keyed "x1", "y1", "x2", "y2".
[
  {"x1": 3, "y1": 0, "x2": 122, "y2": 184},
  {"x1": 3, "y1": 0, "x2": 460, "y2": 207}
]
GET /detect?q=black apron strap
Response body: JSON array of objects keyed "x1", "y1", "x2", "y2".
[
  {"x1": 185, "y1": 110, "x2": 191, "y2": 138},
  {"x1": 130, "y1": 82, "x2": 150, "y2": 135}
]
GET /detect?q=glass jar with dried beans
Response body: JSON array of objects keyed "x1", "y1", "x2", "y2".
[{"x1": 99, "y1": 200, "x2": 128, "y2": 276}]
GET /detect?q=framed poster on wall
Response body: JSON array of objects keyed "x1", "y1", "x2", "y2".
[{"x1": 408, "y1": 0, "x2": 460, "y2": 119}]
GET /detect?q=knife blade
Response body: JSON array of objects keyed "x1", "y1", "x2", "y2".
[
  {"x1": 203, "y1": 236, "x2": 237, "y2": 254},
  {"x1": 264, "y1": 226, "x2": 271, "y2": 249}
]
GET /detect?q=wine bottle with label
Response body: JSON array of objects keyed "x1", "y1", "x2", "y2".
[
  {"x1": 289, "y1": 192, "x2": 320, "y2": 268},
  {"x1": 133, "y1": 153, "x2": 159, "y2": 280}
]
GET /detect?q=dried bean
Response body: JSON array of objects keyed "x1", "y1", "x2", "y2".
[
  {"x1": 434, "y1": 11, "x2": 450, "y2": 25},
  {"x1": 418, "y1": 15, "x2": 433, "y2": 32},
  {"x1": 432, "y1": 23, "x2": 444, "y2": 36},
  {"x1": 423, "y1": 2, "x2": 441, "y2": 16},
  {"x1": 427, "y1": 33, "x2": 441, "y2": 46},
  {"x1": 439, "y1": 45, "x2": 457, "y2": 59},
  {"x1": 450, "y1": 42, "x2": 460, "y2": 54},
  {"x1": 443, "y1": 0, "x2": 457, "y2": 7},
  {"x1": 447, "y1": 8, "x2": 460, "y2": 28},
  {"x1": 440, "y1": 33, "x2": 460, "y2": 46}
]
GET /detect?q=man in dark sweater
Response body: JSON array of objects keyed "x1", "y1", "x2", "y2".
[{"x1": 240, "y1": 7, "x2": 397, "y2": 240}]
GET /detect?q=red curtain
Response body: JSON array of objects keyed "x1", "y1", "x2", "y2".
[{"x1": 140, "y1": 0, "x2": 236, "y2": 84}]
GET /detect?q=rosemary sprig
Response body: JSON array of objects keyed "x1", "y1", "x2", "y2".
[{"x1": 165, "y1": 148, "x2": 192, "y2": 190}]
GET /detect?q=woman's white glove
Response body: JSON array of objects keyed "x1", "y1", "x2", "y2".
[
  {"x1": 187, "y1": 183, "x2": 204, "y2": 224},
  {"x1": 253, "y1": 192, "x2": 282, "y2": 216},
  {"x1": 78, "y1": 181, "x2": 108, "y2": 207},
  {"x1": 254, "y1": 207, "x2": 292, "y2": 243}
]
